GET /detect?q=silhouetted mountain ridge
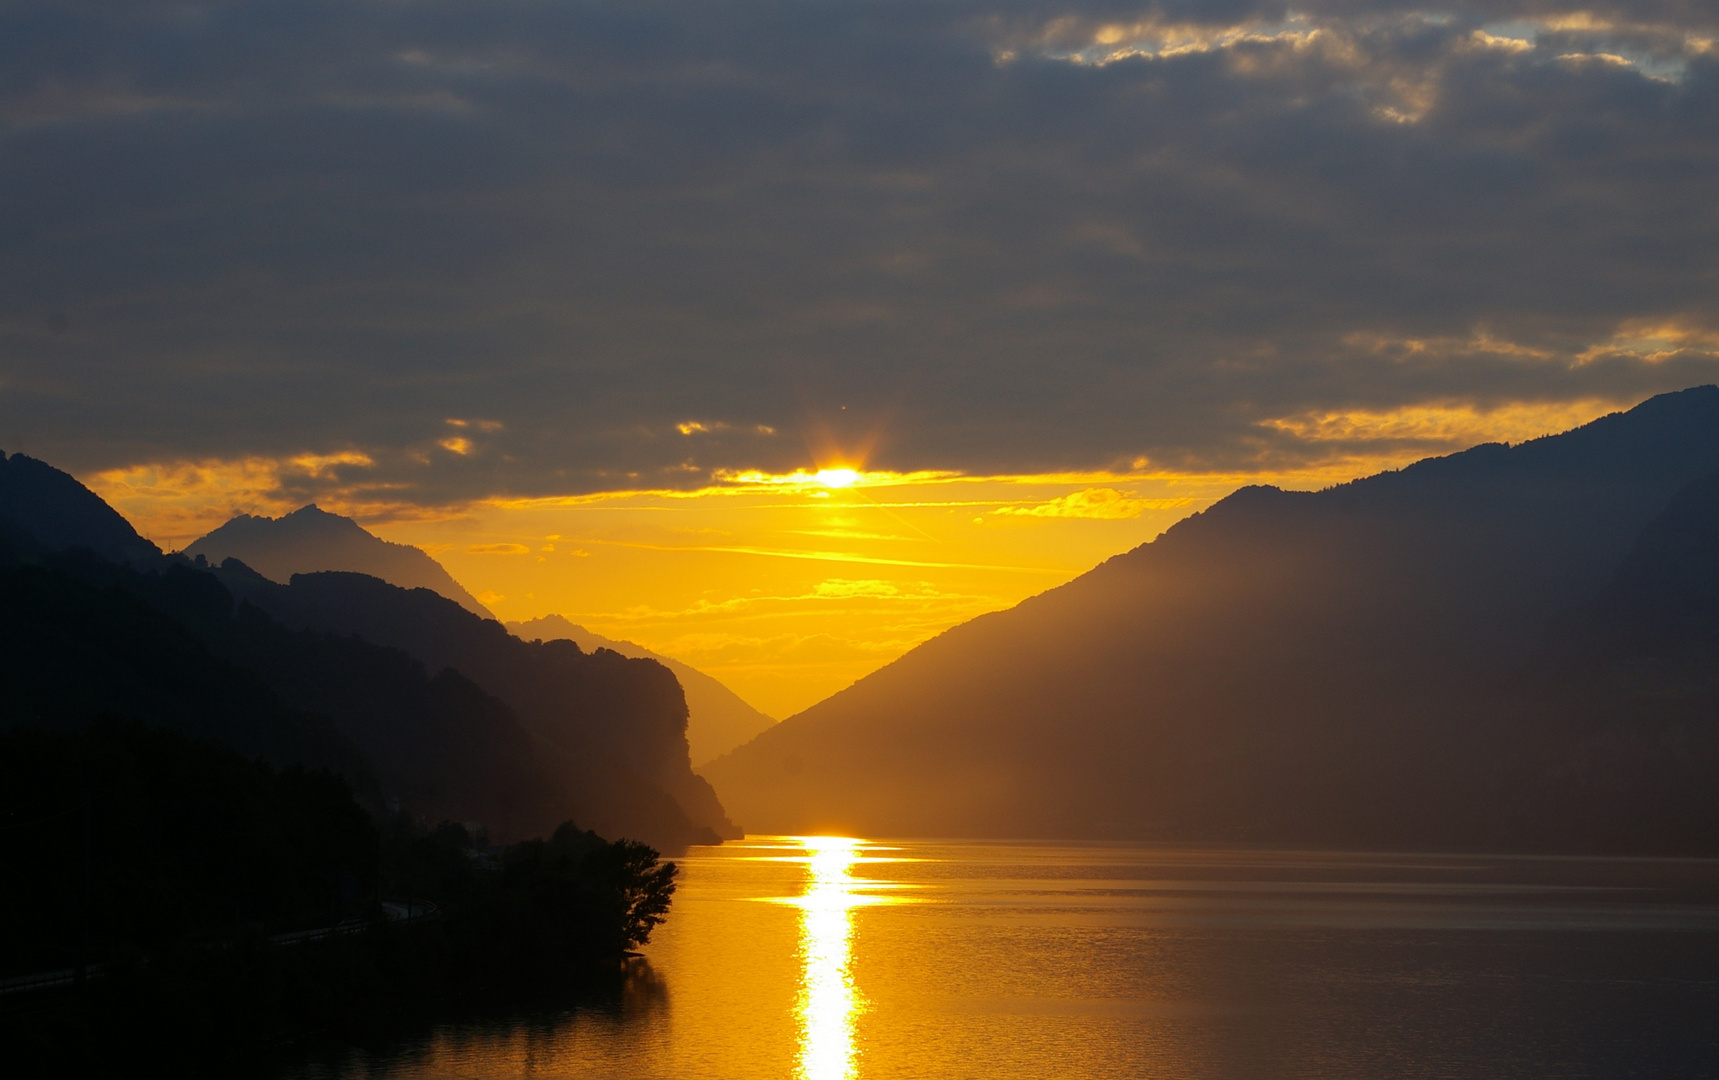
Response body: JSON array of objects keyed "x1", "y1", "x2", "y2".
[
  {"x1": 0, "y1": 451, "x2": 161, "y2": 566},
  {"x1": 4, "y1": 544, "x2": 583, "y2": 841},
  {"x1": 0, "y1": 457, "x2": 731, "y2": 850},
  {"x1": 211, "y1": 566, "x2": 737, "y2": 844},
  {"x1": 185, "y1": 504, "x2": 494, "y2": 618},
  {"x1": 706, "y1": 387, "x2": 1719, "y2": 852},
  {"x1": 508, "y1": 614, "x2": 776, "y2": 766},
  {"x1": 0, "y1": 536, "x2": 365, "y2": 778}
]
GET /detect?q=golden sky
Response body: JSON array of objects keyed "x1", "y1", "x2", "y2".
[
  {"x1": 84, "y1": 398, "x2": 1627, "y2": 718},
  {"x1": 381, "y1": 468, "x2": 1239, "y2": 718},
  {"x1": 14, "y1": 0, "x2": 1719, "y2": 725}
]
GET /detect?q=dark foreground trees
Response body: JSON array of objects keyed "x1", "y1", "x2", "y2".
[{"x1": 0, "y1": 723, "x2": 677, "y2": 1076}]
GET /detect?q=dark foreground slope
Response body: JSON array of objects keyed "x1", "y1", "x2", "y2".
[
  {"x1": 185, "y1": 505, "x2": 495, "y2": 618},
  {"x1": 705, "y1": 388, "x2": 1719, "y2": 850},
  {"x1": 1, "y1": 724, "x2": 677, "y2": 1076},
  {"x1": 510, "y1": 614, "x2": 777, "y2": 767}
]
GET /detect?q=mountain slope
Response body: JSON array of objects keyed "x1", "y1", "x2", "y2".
[
  {"x1": 212, "y1": 566, "x2": 738, "y2": 844},
  {"x1": 509, "y1": 614, "x2": 776, "y2": 766},
  {"x1": 0, "y1": 469, "x2": 558, "y2": 839},
  {"x1": 0, "y1": 451, "x2": 161, "y2": 566},
  {"x1": 0, "y1": 459, "x2": 728, "y2": 849},
  {"x1": 0, "y1": 545, "x2": 362, "y2": 777},
  {"x1": 16, "y1": 546, "x2": 586, "y2": 842},
  {"x1": 185, "y1": 505, "x2": 494, "y2": 618},
  {"x1": 703, "y1": 387, "x2": 1719, "y2": 849},
  {"x1": 1484, "y1": 464, "x2": 1719, "y2": 851}
]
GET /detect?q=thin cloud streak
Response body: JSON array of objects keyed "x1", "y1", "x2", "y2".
[{"x1": 557, "y1": 537, "x2": 1077, "y2": 576}]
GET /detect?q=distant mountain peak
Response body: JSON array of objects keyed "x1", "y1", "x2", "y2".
[
  {"x1": 233, "y1": 504, "x2": 364, "y2": 532},
  {"x1": 282, "y1": 504, "x2": 350, "y2": 523},
  {"x1": 185, "y1": 505, "x2": 494, "y2": 619}
]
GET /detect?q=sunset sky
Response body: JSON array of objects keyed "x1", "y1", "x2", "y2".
[
  {"x1": 5, "y1": 0, "x2": 1717, "y2": 713},
  {"x1": 84, "y1": 398, "x2": 1638, "y2": 713}
]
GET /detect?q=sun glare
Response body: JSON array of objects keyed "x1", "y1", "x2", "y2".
[
  {"x1": 815, "y1": 468, "x2": 860, "y2": 488},
  {"x1": 796, "y1": 836, "x2": 864, "y2": 1080}
]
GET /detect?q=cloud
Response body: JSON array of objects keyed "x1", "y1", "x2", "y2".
[
  {"x1": 86, "y1": 451, "x2": 380, "y2": 549},
  {"x1": 2, "y1": 0, "x2": 1718, "y2": 501},
  {"x1": 465, "y1": 542, "x2": 532, "y2": 556},
  {"x1": 1259, "y1": 398, "x2": 1625, "y2": 451},
  {"x1": 992, "y1": 487, "x2": 1178, "y2": 519}
]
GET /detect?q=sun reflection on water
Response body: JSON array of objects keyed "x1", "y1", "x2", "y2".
[
  {"x1": 795, "y1": 836, "x2": 864, "y2": 1080},
  {"x1": 747, "y1": 836, "x2": 914, "y2": 1080}
]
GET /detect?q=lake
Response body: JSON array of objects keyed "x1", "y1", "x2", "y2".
[{"x1": 288, "y1": 837, "x2": 1719, "y2": 1078}]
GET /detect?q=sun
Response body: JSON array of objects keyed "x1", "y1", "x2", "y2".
[{"x1": 815, "y1": 468, "x2": 860, "y2": 488}]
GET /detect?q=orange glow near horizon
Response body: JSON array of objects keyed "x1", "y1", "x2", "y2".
[
  {"x1": 92, "y1": 462, "x2": 1289, "y2": 714},
  {"x1": 80, "y1": 395, "x2": 1632, "y2": 717},
  {"x1": 372, "y1": 468, "x2": 1266, "y2": 715}
]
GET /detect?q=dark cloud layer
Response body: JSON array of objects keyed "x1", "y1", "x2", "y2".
[{"x1": 2, "y1": 0, "x2": 1717, "y2": 502}]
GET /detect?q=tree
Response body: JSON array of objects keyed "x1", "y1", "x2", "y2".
[{"x1": 583, "y1": 836, "x2": 678, "y2": 949}]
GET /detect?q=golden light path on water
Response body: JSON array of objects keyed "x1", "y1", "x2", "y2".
[
  {"x1": 275, "y1": 840, "x2": 1719, "y2": 1080},
  {"x1": 763, "y1": 836, "x2": 912, "y2": 1080},
  {"x1": 797, "y1": 837, "x2": 862, "y2": 1080}
]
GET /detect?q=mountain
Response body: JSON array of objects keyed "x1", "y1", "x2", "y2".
[
  {"x1": 703, "y1": 387, "x2": 1719, "y2": 852},
  {"x1": 0, "y1": 450, "x2": 161, "y2": 566},
  {"x1": 184, "y1": 505, "x2": 494, "y2": 618},
  {"x1": 0, "y1": 483, "x2": 573, "y2": 842},
  {"x1": 0, "y1": 459, "x2": 731, "y2": 849},
  {"x1": 0, "y1": 543, "x2": 363, "y2": 777},
  {"x1": 5, "y1": 542, "x2": 595, "y2": 842},
  {"x1": 210, "y1": 565, "x2": 739, "y2": 845},
  {"x1": 184, "y1": 508, "x2": 773, "y2": 765},
  {"x1": 509, "y1": 615, "x2": 776, "y2": 766},
  {"x1": 1482, "y1": 464, "x2": 1719, "y2": 851}
]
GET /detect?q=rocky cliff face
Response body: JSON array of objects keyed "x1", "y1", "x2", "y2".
[
  {"x1": 216, "y1": 565, "x2": 739, "y2": 846},
  {"x1": 509, "y1": 614, "x2": 777, "y2": 767}
]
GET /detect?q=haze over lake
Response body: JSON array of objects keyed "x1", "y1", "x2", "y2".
[{"x1": 285, "y1": 838, "x2": 1719, "y2": 1079}]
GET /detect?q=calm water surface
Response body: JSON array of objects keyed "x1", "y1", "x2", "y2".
[{"x1": 294, "y1": 838, "x2": 1719, "y2": 1078}]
